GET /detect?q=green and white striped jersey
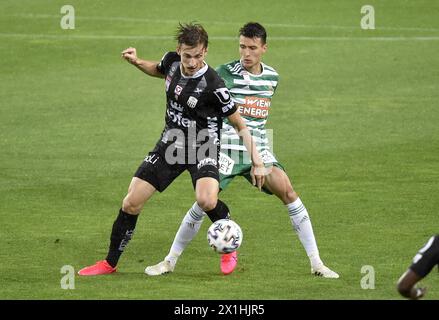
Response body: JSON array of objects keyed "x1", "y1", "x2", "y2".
[{"x1": 216, "y1": 60, "x2": 279, "y2": 155}]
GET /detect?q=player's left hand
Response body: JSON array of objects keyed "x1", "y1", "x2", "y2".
[{"x1": 251, "y1": 163, "x2": 265, "y2": 191}]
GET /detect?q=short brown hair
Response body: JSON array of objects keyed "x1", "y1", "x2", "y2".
[{"x1": 175, "y1": 22, "x2": 208, "y2": 48}]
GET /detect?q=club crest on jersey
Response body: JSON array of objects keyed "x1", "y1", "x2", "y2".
[
  {"x1": 242, "y1": 73, "x2": 251, "y2": 85},
  {"x1": 187, "y1": 96, "x2": 198, "y2": 108},
  {"x1": 174, "y1": 85, "x2": 183, "y2": 96}
]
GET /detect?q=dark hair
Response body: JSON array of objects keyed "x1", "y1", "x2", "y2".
[
  {"x1": 239, "y1": 22, "x2": 267, "y2": 44},
  {"x1": 175, "y1": 22, "x2": 208, "y2": 48}
]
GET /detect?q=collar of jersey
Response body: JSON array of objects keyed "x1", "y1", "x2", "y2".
[
  {"x1": 239, "y1": 60, "x2": 265, "y2": 77},
  {"x1": 180, "y1": 62, "x2": 208, "y2": 79}
]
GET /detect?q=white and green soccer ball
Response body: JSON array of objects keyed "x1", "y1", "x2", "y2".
[{"x1": 207, "y1": 219, "x2": 243, "y2": 254}]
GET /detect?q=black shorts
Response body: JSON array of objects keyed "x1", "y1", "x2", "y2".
[
  {"x1": 134, "y1": 151, "x2": 220, "y2": 192},
  {"x1": 409, "y1": 235, "x2": 439, "y2": 278}
]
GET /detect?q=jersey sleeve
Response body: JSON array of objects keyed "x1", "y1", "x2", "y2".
[
  {"x1": 409, "y1": 235, "x2": 439, "y2": 278},
  {"x1": 215, "y1": 64, "x2": 232, "y2": 89},
  {"x1": 212, "y1": 78, "x2": 237, "y2": 117},
  {"x1": 156, "y1": 51, "x2": 180, "y2": 75}
]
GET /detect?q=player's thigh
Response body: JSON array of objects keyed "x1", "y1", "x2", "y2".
[
  {"x1": 195, "y1": 177, "x2": 219, "y2": 211},
  {"x1": 189, "y1": 155, "x2": 220, "y2": 210},
  {"x1": 263, "y1": 166, "x2": 297, "y2": 203},
  {"x1": 123, "y1": 177, "x2": 157, "y2": 213}
]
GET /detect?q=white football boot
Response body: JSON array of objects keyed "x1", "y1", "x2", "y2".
[
  {"x1": 311, "y1": 264, "x2": 340, "y2": 278},
  {"x1": 145, "y1": 260, "x2": 175, "y2": 276}
]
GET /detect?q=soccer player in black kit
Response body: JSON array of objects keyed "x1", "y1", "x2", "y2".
[
  {"x1": 397, "y1": 234, "x2": 439, "y2": 299},
  {"x1": 78, "y1": 23, "x2": 265, "y2": 276}
]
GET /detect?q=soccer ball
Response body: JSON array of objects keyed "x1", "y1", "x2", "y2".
[{"x1": 207, "y1": 219, "x2": 243, "y2": 254}]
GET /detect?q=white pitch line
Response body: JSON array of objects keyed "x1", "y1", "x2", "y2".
[
  {"x1": 0, "y1": 33, "x2": 173, "y2": 40},
  {"x1": 273, "y1": 36, "x2": 439, "y2": 41},
  {"x1": 9, "y1": 13, "x2": 184, "y2": 25},
  {"x1": 1, "y1": 33, "x2": 439, "y2": 41},
  {"x1": 7, "y1": 13, "x2": 439, "y2": 33}
]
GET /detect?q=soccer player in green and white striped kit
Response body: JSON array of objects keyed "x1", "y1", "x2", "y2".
[{"x1": 145, "y1": 22, "x2": 339, "y2": 278}]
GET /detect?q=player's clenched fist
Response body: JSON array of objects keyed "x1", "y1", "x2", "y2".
[{"x1": 121, "y1": 47, "x2": 138, "y2": 64}]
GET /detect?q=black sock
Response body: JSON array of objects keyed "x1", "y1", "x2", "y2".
[
  {"x1": 106, "y1": 209, "x2": 139, "y2": 267},
  {"x1": 205, "y1": 200, "x2": 230, "y2": 222}
]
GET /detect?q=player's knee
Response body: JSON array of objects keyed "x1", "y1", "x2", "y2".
[
  {"x1": 396, "y1": 280, "x2": 411, "y2": 297},
  {"x1": 122, "y1": 196, "x2": 143, "y2": 214},
  {"x1": 278, "y1": 186, "x2": 298, "y2": 204},
  {"x1": 197, "y1": 196, "x2": 217, "y2": 212},
  {"x1": 285, "y1": 190, "x2": 298, "y2": 203}
]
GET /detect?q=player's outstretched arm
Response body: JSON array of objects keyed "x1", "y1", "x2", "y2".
[
  {"x1": 226, "y1": 110, "x2": 265, "y2": 190},
  {"x1": 396, "y1": 269, "x2": 427, "y2": 300},
  {"x1": 121, "y1": 47, "x2": 164, "y2": 78}
]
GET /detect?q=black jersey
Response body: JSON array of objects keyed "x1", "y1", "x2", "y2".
[
  {"x1": 154, "y1": 52, "x2": 237, "y2": 156},
  {"x1": 409, "y1": 235, "x2": 439, "y2": 278}
]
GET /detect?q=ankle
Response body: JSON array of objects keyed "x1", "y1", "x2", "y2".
[
  {"x1": 309, "y1": 252, "x2": 323, "y2": 269},
  {"x1": 165, "y1": 251, "x2": 180, "y2": 266}
]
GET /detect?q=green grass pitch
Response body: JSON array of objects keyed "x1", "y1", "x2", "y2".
[{"x1": 0, "y1": 0, "x2": 438, "y2": 300}]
